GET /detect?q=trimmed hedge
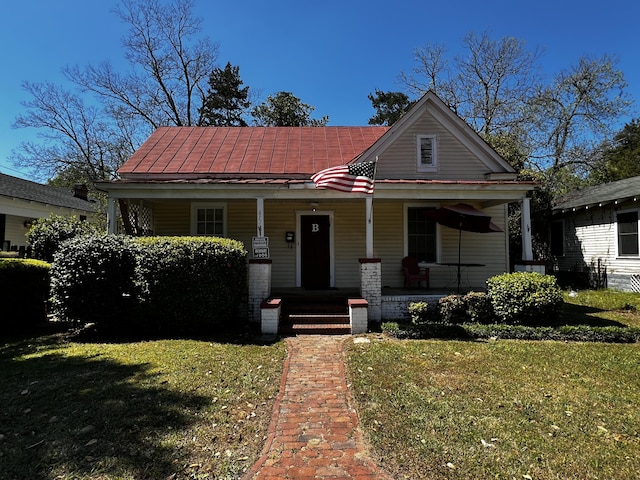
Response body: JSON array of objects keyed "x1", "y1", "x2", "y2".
[
  {"x1": 486, "y1": 271, "x2": 563, "y2": 325},
  {"x1": 49, "y1": 235, "x2": 248, "y2": 335},
  {"x1": 409, "y1": 292, "x2": 495, "y2": 326},
  {"x1": 438, "y1": 295, "x2": 467, "y2": 324},
  {"x1": 381, "y1": 321, "x2": 640, "y2": 343},
  {"x1": 134, "y1": 236, "x2": 247, "y2": 334},
  {"x1": 408, "y1": 301, "x2": 435, "y2": 326},
  {"x1": 50, "y1": 235, "x2": 139, "y2": 328},
  {"x1": 0, "y1": 258, "x2": 51, "y2": 332}
]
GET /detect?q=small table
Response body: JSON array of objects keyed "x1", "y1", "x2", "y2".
[{"x1": 436, "y1": 263, "x2": 485, "y2": 292}]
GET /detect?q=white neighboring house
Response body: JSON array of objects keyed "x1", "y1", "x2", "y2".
[
  {"x1": 0, "y1": 173, "x2": 97, "y2": 254},
  {"x1": 551, "y1": 176, "x2": 640, "y2": 291}
]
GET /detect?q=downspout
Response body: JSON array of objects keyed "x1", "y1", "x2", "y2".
[{"x1": 521, "y1": 197, "x2": 533, "y2": 261}]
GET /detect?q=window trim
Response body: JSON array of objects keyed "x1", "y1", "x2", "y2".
[
  {"x1": 416, "y1": 134, "x2": 438, "y2": 173},
  {"x1": 616, "y1": 208, "x2": 639, "y2": 257},
  {"x1": 190, "y1": 202, "x2": 227, "y2": 237},
  {"x1": 404, "y1": 203, "x2": 440, "y2": 264}
]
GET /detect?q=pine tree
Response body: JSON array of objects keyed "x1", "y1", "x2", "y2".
[{"x1": 199, "y1": 62, "x2": 250, "y2": 126}]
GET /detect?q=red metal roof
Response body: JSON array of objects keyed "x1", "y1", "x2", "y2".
[{"x1": 118, "y1": 126, "x2": 390, "y2": 177}]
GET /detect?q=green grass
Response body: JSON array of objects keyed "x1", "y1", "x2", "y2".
[
  {"x1": 347, "y1": 290, "x2": 640, "y2": 479},
  {"x1": 347, "y1": 339, "x2": 640, "y2": 479},
  {"x1": 0, "y1": 329, "x2": 287, "y2": 480},
  {"x1": 3, "y1": 289, "x2": 639, "y2": 479},
  {"x1": 562, "y1": 289, "x2": 640, "y2": 328}
]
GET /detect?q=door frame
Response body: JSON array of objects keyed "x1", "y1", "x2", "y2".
[{"x1": 296, "y1": 210, "x2": 335, "y2": 288}]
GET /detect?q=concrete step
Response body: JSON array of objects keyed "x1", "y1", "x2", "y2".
[
  {"x1": 287, "y1": 313, "x2": 350, "y2": 324},
  {"x1": 280, "y1": 322, "x2": 352, "y2": 335},
  {"x1": 281, "y1": 313, "x2": 351, "y2": 335}
]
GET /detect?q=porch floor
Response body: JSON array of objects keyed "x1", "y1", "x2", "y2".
[{"x1": 271, "y1": 286, "x2": 480, "y2": 299}]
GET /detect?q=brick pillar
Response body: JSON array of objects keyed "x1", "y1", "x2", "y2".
[
  {"x1": 349, "y1": 298, "x2": 369, "y2": 334},
  {"x1": 261, "y1": 298, "x2": 281, "y2": 335},
  {"x1": 248, "y1": 259, "x2": 272, "y2": 323},
  {"x1": 359, "y1": 258, "x2": 381, "y2": 322}
]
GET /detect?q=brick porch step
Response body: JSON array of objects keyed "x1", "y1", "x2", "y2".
[{"x1": 280, "y1": 313, "x2": 351, "y2": 335}]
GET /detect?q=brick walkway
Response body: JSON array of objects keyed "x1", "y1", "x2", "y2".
[{"x1": 242, "y1": 335, "x2": 392, "y2": 480}]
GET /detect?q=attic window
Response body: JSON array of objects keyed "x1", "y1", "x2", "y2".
[{"x1": 417, "y1": 135, "x2": 437, "y2": 172}]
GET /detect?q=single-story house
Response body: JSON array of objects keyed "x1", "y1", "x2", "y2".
[
  {"x1": 99, "y1": 92, "x2": 536, "y2": 325},
  {"x1": 551, "y1": 175, "x2": 640, "y2": 291},
  {"x1": 0, "y1": 173, "x2": 97, "y2": 254}
]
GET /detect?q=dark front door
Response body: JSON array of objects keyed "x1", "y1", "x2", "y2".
[{"x1": 301, "y1": 215, "x2": 330, "y2": 289}]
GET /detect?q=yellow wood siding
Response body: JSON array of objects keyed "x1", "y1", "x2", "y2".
[
  {"x1": 150, "y1": 199, "x2": 508, "y2": 290},
  {"x1": 152, "y1": 200, "x2": 190, "y2": 235},
  {"x1": 375, "y1": 114, "x2": 491, "y2": 180},
  {"x1": 373, "y1": 201, "x2": 508, "y2": 290},
  {"x1": 265, "y1": 200, "x2": 366, "y2": 288},
  {"x1": 263, "y1": 200, "x2": 299, "y2": 288}
]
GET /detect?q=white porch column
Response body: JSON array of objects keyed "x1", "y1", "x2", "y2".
[
  {"x1": 365, "y1": 196, "x2": 374, "y2": 257},
  {"x1": 521, "y1": 197, "x2": 533, "y2": 261},
  {"x1": 107, "y1": 197, "x2": 117, "y2": 234},
  {"x1": 256, "y1": 197, "x2": 264, "y2": 237}
]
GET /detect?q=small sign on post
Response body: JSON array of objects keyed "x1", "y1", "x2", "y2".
[{"x1": 252, "y1": 236, "x2": 270, "y2": 259}]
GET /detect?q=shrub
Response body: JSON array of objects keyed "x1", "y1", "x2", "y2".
[
  {"x1": 50, "y1": 235, "x2": 139, "y2": 329},
  {"x1": 381, "y1": 322, "x2": 400, "y2": 335},
  {"x1": 27, "y1": 214, "x2": 101, "y2": 262},
  {"x1": 486, "y1": 272, "x2": 563, "y2": 325},
  {"x1": 381, "y1": 322, "x2": 640, "y2": 343},
  {"x1": 438, "y1": 295, "x2": 467, "y2": 324},
  {"x1": 0, "y1": 259, "x2": 50, "y2": 332},
  {"x1": 134, "y1": 236, "x2": 247, "y2": 334},
  {"x1": 464, "y1": 291, "x2": 494, "y2": 323},
  {"x1": 408, "y1": 301, "x2": 436, "y2": 326}
]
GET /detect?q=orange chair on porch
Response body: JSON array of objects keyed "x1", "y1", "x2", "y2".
[{"x1": 402, "y1": 256, "x2": 430, "y2": 289}]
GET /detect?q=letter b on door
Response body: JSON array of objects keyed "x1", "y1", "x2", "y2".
[{"x1": 311, "y1": 223, "x2": 319, "y2": 233}]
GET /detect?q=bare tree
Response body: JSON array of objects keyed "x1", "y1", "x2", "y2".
[
  {"x1": 400, "y1": 30, "x2": 543, "y2": 136},
  {"x1": 66, "y1": 0, "x2": 218, "y2": 130},
  {"x1": 12, "y1": 0, "x2": 218, "y2": 186},
  {"x1": 527, "y1": 55, "x2": 633, "y2": 178},
  {"x1": 13, "y1": 82, "x2": 127, "y2": 182}
]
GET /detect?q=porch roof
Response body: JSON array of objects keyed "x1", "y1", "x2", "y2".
[{"x1": 99, "y1": 177, "x2": 536, "y2": 205}]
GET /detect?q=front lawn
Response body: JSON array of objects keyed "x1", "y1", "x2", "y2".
[
  {"x1": 0, "y1": 330, "x2": 287, "y2": 480},
  {"x1": 347, "y1": 338, "x2": 639, "y2": 479},
  {"x1": 346, "y1": 289, "x2": 640, "y2": 479},
  {"x1": 562, "y1": 289, "x2": 640, "y2": 328}
]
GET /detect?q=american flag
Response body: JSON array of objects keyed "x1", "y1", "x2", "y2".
[{"x1": 311, "y1": 160, "x2": 376, "y2": 194}]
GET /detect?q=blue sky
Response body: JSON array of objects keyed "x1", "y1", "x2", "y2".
[{"x1": 1, "y1": 0, "x2": 639, "y2": 180}]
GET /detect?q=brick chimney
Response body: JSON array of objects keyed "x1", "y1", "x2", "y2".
[{"x1": 73, "y1": 184, "x2": 89, "y2": 200}]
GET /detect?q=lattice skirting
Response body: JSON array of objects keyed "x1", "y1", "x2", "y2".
[{"x1": 630, "y1": 275, "x2": 640, "y2": 293}]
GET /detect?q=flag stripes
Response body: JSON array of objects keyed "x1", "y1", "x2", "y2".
[{"x1": 311, "y1": 160, "x2": 376, "y2": 194}]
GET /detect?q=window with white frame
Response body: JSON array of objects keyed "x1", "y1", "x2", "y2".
[
  {"x1": 191, "y1": 203, "x2": 226, "y2": 236},
  {"x1": 406, "y1": 206, "x2": 437, "y2": 263},
  {"x1": 617, "y1": 210, "x2": 639, "y2": 256},
  {"x1": 417, "y1": 135, "x2": 437, "y2": 172}
]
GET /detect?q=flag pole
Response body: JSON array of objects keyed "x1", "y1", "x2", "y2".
[
  {"x1": 365, "y1": 157, "x2": 377, "y2": 257},
  {"x1": 368, "y1": 156, "x2": 378, "y2": 224}
]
